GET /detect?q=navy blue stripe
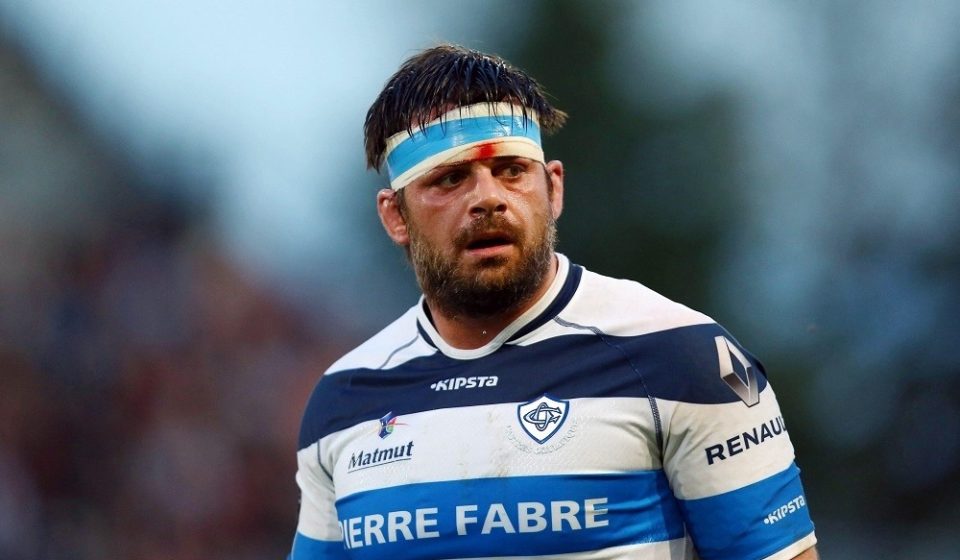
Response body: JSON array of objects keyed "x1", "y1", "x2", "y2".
[
  {"x1": 618, "y1": 323, "x2": 769, "y2": 405},
  {"x1": 334, "y1": 471, "x2": 684, "y2": 559},
  {"x1": 678, "y1": 463, "x2": 815, "y2": 560},
  {"x1": 299, "y1": 323, "x2": 768, "y2": 448},
  {"x1": 415, "y1": 306, "x2": 435, "y2": 349}
]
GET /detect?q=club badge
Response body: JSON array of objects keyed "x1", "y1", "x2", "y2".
[{"x1": 518, "y1": 394, "x2": 569, "y2": 444}]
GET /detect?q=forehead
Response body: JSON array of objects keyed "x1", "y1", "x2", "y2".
[{"x1": 420, "y1": 155, "x2": 534, "y2": 176}]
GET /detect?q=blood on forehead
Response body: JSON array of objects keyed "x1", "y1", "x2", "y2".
[
  {"x1": 473, "y1": 142, "x2": 497, "y2": 160},
  {"x1": 434, "y1": 141, "x2": 529, "y2": 173},
  {"x1": 464, "y1": 141, "x2": 503, "y2": 162}
]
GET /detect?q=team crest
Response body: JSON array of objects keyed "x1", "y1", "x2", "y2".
[{"x1": 518, "y1": 394, "x2": 569, "y2": 444}]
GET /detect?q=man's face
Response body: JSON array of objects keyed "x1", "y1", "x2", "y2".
[{"x1": 386, "y1": 156, "x2": 564, "y2": 317}]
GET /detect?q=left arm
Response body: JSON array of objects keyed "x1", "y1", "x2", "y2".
[{"x1": 660, "y1": 329, "x2": 817, "y2": 559}]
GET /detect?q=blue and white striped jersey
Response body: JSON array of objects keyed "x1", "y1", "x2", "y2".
[{"x1": 291, "y1": 255, "x2": 816, "y2": 559}]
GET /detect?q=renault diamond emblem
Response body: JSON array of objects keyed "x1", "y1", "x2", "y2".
[
  {"x1": 714, "y1": 336, "x2": 760, "y2": 407},
  {"x1": 518, "y1": 394, "x2": 569, "y2": 444}
]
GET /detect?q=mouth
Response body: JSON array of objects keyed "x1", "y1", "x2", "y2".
[{"x1": 464, "y1": 231, "x2": 516, "y2": 255}]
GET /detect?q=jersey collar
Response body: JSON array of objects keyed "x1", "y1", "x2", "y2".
[{"x1": 416, "y1": 254, "x2": 582, "y2": 360}]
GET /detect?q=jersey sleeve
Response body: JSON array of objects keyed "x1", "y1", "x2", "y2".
[
  {"x1": 660, "y1": 330, "x2": 816, "y2": 560},
  {"x1": 289, "y1": 442, "x2": 348, "y2": 559},
  {"x1": 289, "y1": 377, "x2": 349, "y2": 560}
]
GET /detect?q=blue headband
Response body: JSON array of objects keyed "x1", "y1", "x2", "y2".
[{"x1": 382, "y1": 103, "x2": 544, "y2": 190}]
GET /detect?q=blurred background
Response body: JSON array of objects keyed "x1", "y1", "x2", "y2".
[{"x1": 1, "y1": 0, "x2": 958, "y2": 558}]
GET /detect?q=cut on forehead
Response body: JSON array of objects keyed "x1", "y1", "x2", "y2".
[{"x1": 364, "y1": 44, "x2": 567, "y2": 171}]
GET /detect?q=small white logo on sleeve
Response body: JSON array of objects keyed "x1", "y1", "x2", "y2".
[{"x1": 763, "y1": 495, "x2": 807, "y2": 525}]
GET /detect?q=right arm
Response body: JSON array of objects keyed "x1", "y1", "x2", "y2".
[{"x1": 289, "y1": 441, "x2": 347, "y2": 559}]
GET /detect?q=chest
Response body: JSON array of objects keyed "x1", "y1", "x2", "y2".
[
  {"x1": 315, "y1": 339, "x2": 689, "y2": 558},
  {"x1": 326, "y1": 394, "x2": 660, "y2": 496},
  {"x1": 323, "y1": 393, "x2": 676, "y2": 556}
]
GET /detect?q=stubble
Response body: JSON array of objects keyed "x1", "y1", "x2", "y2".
[{"x1": 407, "y1": 212, "x2": 557, "y2": 318}]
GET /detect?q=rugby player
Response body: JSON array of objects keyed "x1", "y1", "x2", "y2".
[{"x1": 289, "y1": 44, "x2": 818, "y2": 560}]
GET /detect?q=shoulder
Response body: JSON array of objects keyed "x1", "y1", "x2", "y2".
[
  {"x1": 561, "y1": 266, "x2": 714, "y2": 337},
  {"x1": 298, "y1": 303, "x2": 436, "y2": 450},
  {"x1": 324, "y1": 303, "x2": 431, "y2": 375},
  {"x1": 560, "y1": 266, "x2": 767, "y2": 405}
]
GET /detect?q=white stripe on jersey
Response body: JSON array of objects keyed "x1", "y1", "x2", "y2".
[
  {"x1": 310, "y1": 397, "x2": 663, "y2": 500},
  {"x1": 659, "y1": 384, "x2": 797, "y2": 500}
]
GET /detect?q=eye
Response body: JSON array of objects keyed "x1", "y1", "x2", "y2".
[
  {"x1": 497, "y1": 161, "x2": 527, "y2": 179},
  {"x1": 433, "y1": 170, "x2": 468, "y2": 188}
]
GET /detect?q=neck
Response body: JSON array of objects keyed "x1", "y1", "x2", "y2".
[{"x1": 425, "y1": 255, "x2": 559, "y2": 349}]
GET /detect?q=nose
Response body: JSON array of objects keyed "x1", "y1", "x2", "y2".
[{"x1": 469, "y1": 166, "x2": 508, "y2": 217}]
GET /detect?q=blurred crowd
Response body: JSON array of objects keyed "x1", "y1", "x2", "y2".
[
  {"x1": 3, "y1": 2, "x2": 960, "y2": 556},
  {"x1": 0, "y1": 196, "x2": 347, "y2": 559}
]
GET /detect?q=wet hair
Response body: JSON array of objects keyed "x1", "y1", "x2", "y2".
[{"x1": 364, "y1": 44, "x2": 567, "y2": 171}]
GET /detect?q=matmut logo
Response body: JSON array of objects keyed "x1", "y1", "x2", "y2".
[{"x1": 430, "y1": 375, "x2": 498, "y2": 391}]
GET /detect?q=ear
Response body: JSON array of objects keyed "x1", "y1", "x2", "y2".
[
  {"x1": 377, "y1": 188, "x2": 410, "y2": 246},
  {"x1": 545, "y1": 160, "x2": 564, "y2": 220}
]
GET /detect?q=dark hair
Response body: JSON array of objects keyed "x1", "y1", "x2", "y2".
[{"x1": 364, "y1": 44, "x2": 567, "y2": 171}]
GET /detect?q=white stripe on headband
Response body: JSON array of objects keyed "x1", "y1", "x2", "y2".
[{"x1": 383, "y1": 103, "x2": 544, "y2": 190}]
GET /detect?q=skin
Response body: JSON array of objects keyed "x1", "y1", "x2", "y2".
[
  {"x1": 376, "y1": 150, "x2": 820, "y2": 560},
  {"x1": 378, "y1": 156, "x2": 564, "y2": 349}
]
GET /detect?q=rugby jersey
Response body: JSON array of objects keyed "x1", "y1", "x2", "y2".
[{"x1": 291, "y1": 255, "x2": 816, "y2": 559}]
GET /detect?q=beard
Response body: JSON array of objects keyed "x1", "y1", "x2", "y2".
[{"x1": 407, "y1": 211, "x2": 557, "y2": 319}]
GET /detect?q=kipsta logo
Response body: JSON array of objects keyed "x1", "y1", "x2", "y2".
[
  {"x1": 378, "y1": 411, "x2": 405, "y2": 439},
  {"x1": 518, "y1": 394, "x2": 568, "y2": 444}
]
